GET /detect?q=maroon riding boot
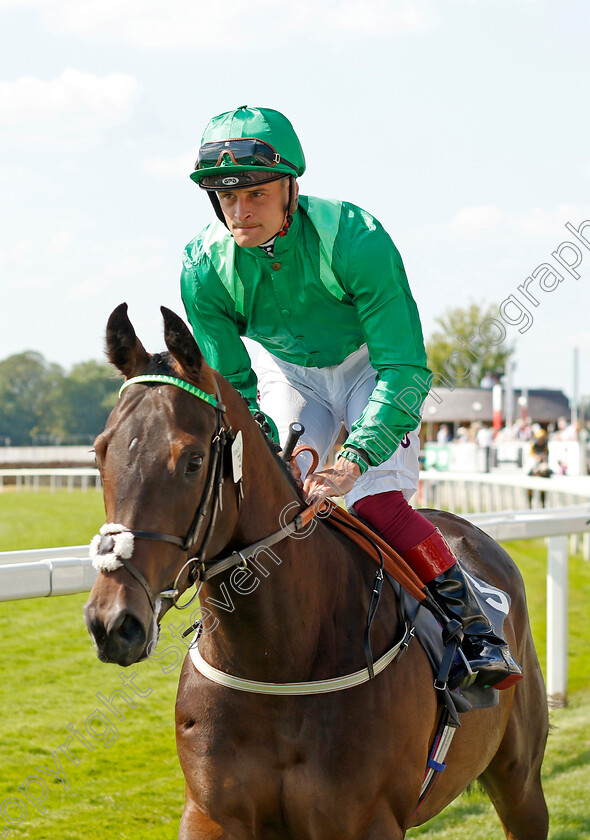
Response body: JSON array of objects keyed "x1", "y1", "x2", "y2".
[{"x1": 404, "y1": 529, "x2": 523, "y2": 691}]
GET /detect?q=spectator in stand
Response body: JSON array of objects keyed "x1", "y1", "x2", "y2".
[
  {"x1": 476, "y1": 424, "x2": 495, "y2": 448},
  {"x1": 436, "y1": 423, "x2": 451, "y2": 443},
  {"x1": 519, "y1": 418, "x2": 534, "y2": 441},
  {"x1": 528, "y1": 427, "x2": 551, "y2": 507},
  {"x1": 555, "y1": 416, "x2": 579, "y2": 441},
  {"x1": 496, "y1": 423, "x2": 517, "y2": 443},
  {"x1": 529, "y1": 428, "x2": 549, "y2": 471},
  {"x1": 455, "y1": 426, "x2": 469, "y2": 443}
]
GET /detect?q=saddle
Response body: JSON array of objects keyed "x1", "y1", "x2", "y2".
[
  {"x1": 323, "y1": 502, "x2": 515, "y2": 807},
  {"x1": 323, "y1": 503, "x2": 507, "y2": 719}
]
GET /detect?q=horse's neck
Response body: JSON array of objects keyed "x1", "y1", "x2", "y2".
[
  {"x1": 198, "y1": 417, "x2": 361, "y2": 678},
  {"x1": 199, "y1": 520, "x2": 362, "y2": 681},
  {"x1": 201, "y1": 471, "x2": 397, "y2": 682},
  {"x1": 199, "y1": 389, "x2": 398, "y2": 681}
]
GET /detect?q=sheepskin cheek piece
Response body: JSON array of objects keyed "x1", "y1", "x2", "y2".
[{"x1": 90, "y1": 523, "x2": 135, "y2": 572}]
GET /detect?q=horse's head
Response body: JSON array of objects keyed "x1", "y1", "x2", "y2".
[{"x1": 84, "y1": 303, "x2": 242, "y2": 666}]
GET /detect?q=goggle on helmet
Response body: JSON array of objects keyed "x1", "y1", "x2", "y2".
[{"x1": 191, "y1": 106, "x2": 306, "y2": 192}]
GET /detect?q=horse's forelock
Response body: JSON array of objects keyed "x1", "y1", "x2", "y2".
[{"x1": 133, "y1": 351, "x2": 214, "y2": 394}]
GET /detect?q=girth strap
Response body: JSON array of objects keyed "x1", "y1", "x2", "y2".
[
  {"x1": 363, "y1": 568, "x2": 384, "y2": 679},
  {"x1": 190, "y1": 621, "x2": 414, "y2": 695}
]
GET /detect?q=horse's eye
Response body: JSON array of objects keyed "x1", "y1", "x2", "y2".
[{"x1": 186, "y1": 454, "x2": 204, "y2": 474}]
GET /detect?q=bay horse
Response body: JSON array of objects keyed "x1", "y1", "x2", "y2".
[{"x1": 84, "y1": 304, "x2": 549, "y2": 840}]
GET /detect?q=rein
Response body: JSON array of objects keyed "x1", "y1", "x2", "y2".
[{"x1": 91, "y1": 372, "x2": 427, "y2": 691}]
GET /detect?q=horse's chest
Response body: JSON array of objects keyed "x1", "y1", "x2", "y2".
[
  {"x1": 178, "y1": 698, "x2": 388, "y2": 839},
  {"x1": 175, "y1": 651, "x2": 429, "y2": 837},
  {"x1": 186, "y1": 744, "x2": 361, "y2": 839}
]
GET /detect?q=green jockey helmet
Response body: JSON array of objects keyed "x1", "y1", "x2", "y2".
[{"x1": 191, "y1": 106, "x2": 306, "y2": 192}]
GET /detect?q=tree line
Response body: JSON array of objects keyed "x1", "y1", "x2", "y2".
[
  {"x1": 425, "y1": 301, "x2": 513, "y2": 389},
  {"x1": 0, "y1": 352, "x2": 121, "y2": 446},
  {"x1": 0, "y1": 304, "x2": 513, "y2": 446}
]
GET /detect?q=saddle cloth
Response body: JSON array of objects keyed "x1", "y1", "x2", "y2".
[{"x1": 389, "y1": 570, "x2": 509, "y2": 721}]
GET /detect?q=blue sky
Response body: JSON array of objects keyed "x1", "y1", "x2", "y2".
[{"x1": 1, "y1": 0, "x2": 589, "y2": 401}]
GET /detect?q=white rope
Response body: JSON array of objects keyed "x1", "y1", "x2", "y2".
[{"x1": 190, "y1": 624, "x2": 413, "y2": 696}]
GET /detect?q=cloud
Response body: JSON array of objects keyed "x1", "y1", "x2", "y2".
[
  {"x1": 2, "y1": 233, "x2": 75, "y2": 278},
  {"x1": 0, "y1": 68, "x2": 140, "y2": 147},
  {"x1": 67, "y1": 277, "x2": 112, "y2": 301},
  {"x1": 8, "y1": 0, "x2": 437, "y2": 48},
  {"x1": 7, "y1": 273, "x2": 54, "y2": 290},
  {"x1": 47, "y1": 229, "x2": 76, "y2": 257},
  {"x1": 509, "y1": 205, "x2": 584, "y2": 237},
  {"x1": 8, "y1": 238, "x2": 35, "y2": 266},
  {"x1": 566, "y1": 331, "x2": 590, "y2": 350},
  {"x1": 104, "y1": 250, "x2": 165, "y2": 280},
  {"x1": 306, "y1": 0, "x2": 438, "y2": 35}
]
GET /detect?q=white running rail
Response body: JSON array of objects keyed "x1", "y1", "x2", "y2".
[
  {"x1": 2, "y1": 502, "x2": 589, "y2": 707},
  {"x1": 0, "y1": 468, "x2": 100, "y2": 492}
]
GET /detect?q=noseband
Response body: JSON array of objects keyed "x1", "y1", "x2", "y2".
[{"x1": 91, "y1": 373, "x2": 236, "y2": 612}]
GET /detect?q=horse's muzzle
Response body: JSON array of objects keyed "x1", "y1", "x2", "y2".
[{"x1": 84, "y1": 601, "x2": 150, "y2": 667}]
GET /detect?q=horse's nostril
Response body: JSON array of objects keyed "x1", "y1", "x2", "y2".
[
  {"x1": 117, "y1": 612, "x2": 146, "y2": 648},
  {"x1": 84, "y1": 606, "x2": 148, "y2": 665},
  {"x1": 85, "y1": 605, "x2": 106, "y2": 645}
]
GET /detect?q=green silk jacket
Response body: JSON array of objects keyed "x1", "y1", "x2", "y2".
[{"x1": 181, "y1": 195, "x2": 431, "y2": 466}]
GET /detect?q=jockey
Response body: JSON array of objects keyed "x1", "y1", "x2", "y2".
[{"x1": 181, "y1": 105, "x2": 522, "y2": 691}]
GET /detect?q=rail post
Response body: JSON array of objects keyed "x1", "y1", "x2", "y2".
[{"x1": 546, "y1": 535, "x2": 568, "y2": 707}]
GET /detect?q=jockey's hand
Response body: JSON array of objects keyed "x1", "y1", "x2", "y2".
[{"x1": 303, "y1": 456, "x2": 361, "y2": 501}]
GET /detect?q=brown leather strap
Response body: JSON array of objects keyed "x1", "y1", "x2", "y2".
[
  {"x1": 196, "y1": 497, "x2": 427, "y2": 604},
  {"x1": 292, "y1": 444, "x2": 319, "y2": 474},
  {"x1": 325, "y1": 503, "x2": 427, "y2": 602}
]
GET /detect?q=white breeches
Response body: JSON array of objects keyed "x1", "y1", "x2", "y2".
[{"x1": 254, "y1": 344, "x2": 420, "y2": 508}]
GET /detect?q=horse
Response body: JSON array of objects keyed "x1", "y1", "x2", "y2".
[{"x1": 84, "y1": 303, "x2": 549, "y2": 840}]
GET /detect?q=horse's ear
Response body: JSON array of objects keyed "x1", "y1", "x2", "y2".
[
  {"x1": 161, "y1": 307, "x2": 203, "y2": 375},
  {"x1": 105, "y1": 303, "x2": 150, "y2": 377}
]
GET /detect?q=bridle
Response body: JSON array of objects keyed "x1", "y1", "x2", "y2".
[
  {"x1": 91, "y1": 372, "x2": 423, "y2": 695},
  {"x1": 91, "y1": 372, "x2": 322, "y2": 615},
  {"x1": 93, "y1": 373, "x2": 236, "y2": 613}
]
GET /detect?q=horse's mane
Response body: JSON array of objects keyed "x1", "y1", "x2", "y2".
[{"x1": 256, "y1": 419, "x2": 306, "y2": 500}]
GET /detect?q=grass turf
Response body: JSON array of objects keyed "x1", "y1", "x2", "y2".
[
  {"x1": 0, "y1": 591, "x2": 184, "y2": 839},
  {"x1": 1, "y1": 491, "x2": 589, "y2": 838},
  {"x1": 0, "y1": 488, "x2": 106, "y2": 551}
]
